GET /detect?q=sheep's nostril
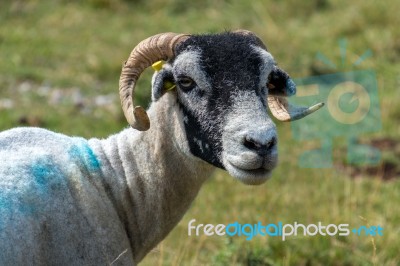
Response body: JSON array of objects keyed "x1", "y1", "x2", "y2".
[
  {"x1": 243, "y1": 135, "x2": 276, "y2": 156},
  {"x1": 244, "y1": 136, "x2": 261, "y2": 151}
]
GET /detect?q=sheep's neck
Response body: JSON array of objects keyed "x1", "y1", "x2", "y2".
[{"x1": 89, "y1": 94, "x2": 214, "y2": 263}]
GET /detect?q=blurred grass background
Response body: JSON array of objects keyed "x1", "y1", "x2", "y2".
[{"x1": 1, "y1": 0, "x2": 399, "y2": 265}]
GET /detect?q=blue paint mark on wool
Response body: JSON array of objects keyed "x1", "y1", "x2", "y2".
[
  {"x1": 68, "y1": 139, "x2": 101, "y2": 173},
  {"x1": 0, "y1": 194, "x2": 10, "y2": 229},
  {"x1": 0, "y1": 157, "x2": 64, "y2": 220},
  {"x1": 83, "y1": 143, "x2": 101, "y2": 171},
  {"x1": 0, "y1": 194, "x2": 12, "y2": 212},
  {"x1": 30, "y1": 157, "x2": 64, "y2": 192},
  {"x1": 24, "y1": 157, "x2": 64, "y2": 213},
  {"x1": 32, "y1": 161, "x2": 53, "y2": 186}
]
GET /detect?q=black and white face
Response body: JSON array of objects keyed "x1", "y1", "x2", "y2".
[{"x1": 152, "y1": 33, "x2": 290, "y2": 185}]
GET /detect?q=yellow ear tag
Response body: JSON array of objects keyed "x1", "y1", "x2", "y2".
[
  {"x1": 152, "y1": 61, "x2": 176, "y2": 91},
  {"x1": 152, "y1": 61, "x2": 164, "y2": 71},
  {"x1": 164, "y1": 81, "x2": 176, "y2": 91}
]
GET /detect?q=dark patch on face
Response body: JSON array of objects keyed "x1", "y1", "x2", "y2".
[
  {"x1": 180, "y1": 102, "x2": 225, "y2": 168},
  {"x1": 173, "y1": 32, "x2": 269, "y2": 168}
]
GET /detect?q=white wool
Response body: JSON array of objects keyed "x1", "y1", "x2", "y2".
[{"x1": 0, "y1": 94, "x2": 214, "y2": 265}]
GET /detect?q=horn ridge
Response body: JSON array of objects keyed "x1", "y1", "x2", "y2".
[
  {"x1": 119, "y1": 33, "x2": 190, "y2": 131},
  {"x1": 268, "y1": 96, "x2": 324, "y2": 122}
]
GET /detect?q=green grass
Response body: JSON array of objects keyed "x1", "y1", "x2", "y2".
[{"x1": 1, "y1": 0, "x2": 399, "y2": 265}]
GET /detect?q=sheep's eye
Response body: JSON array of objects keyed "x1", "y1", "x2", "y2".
[{"x1": 177, "y1": 76, "x2": 195, "y2": 91}]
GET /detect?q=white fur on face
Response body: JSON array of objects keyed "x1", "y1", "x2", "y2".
[
  {"x1": 221, "y1": 90, "x2": 278, "y2": 185},
  {"x1": 172, "y1": 50, "x2": 212, "y2": 118}
]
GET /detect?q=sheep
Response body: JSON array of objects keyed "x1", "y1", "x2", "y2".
[{"x1": 0, "y1": 30, "x2": 323, "y2": 265}]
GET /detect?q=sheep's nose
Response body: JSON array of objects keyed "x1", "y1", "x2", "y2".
[{"x1": 243, "y1": 130, "x2": 277, "y2": 156}]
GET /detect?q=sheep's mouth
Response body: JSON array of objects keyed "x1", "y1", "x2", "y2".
[{"x1": 224, "y1": 160, "x2": 272, "y2": 185}]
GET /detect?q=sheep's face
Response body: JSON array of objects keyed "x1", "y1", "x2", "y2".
[{"x1": 152, "y1": 33, "x2": 291, "y2": 185}]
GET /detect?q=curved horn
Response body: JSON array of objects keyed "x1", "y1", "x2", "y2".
[
  {"x1": 267, "y1": 67, "x2": 324, "y2": 121},
  {"x1": 234, "y1": 29, "x2": 324, "y2": 121},
  {"x1": 267, "y1": 96, "x2": 324, "y2": 121},
  {"x1": 119, "y1": 32, "x2": 190, "y2": 131}
]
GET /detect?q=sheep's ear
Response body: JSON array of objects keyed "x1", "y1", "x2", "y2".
[
  {"x1": 267, "y1": 67, "x2": 296, "y2": 97},
  {"x1": 151, "y1": 68, "x2": 176, "y2": 101}
]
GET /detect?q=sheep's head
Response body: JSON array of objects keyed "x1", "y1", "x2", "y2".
[{"x1": 119, "y1": 31, "x2": 323, "y2": 185}]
